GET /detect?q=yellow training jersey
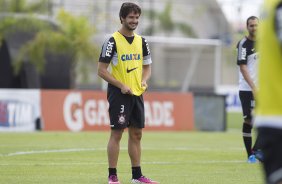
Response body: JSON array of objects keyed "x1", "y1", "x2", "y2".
[
  {"x1": 256, "y1": 0, "x2": 282, "y2": 127},
  {"x1": 111, "y1": 32, "x2": 145, "y2": 96}
]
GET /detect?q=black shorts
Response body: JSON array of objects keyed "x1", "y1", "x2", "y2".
[
  {"x1": 239, "y1": 91, "x2": 254, "y2": 121},
  {"x1": 257, "y1": 127, "x2": 282, "y2": 184},
  {"x1": 107, "y1": 84, "x2": 145, "y2": 129}
]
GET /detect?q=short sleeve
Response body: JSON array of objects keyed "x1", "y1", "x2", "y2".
[
  {"x1": 99, "y1": 37, "x2": 116, "y2": 63},
  {"x1": 142, "y1": 37, "x2": 152, "y2": 65}
]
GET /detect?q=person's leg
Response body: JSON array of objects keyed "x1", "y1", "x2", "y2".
[
  {"x1": 108, "y1": 129, "x2": 124, "y2": 174},
  {"x1": 128, "y1": 96, "x2": 144, "y2": 170},
  {"x1": 243, "y1": 119, "x2": 253, "y2": 157},
  {"x1": 128, "y1": 126, "x2": 159, "y2": 184},
  {"x1": 107, "y1": 84, "x2": 130, "y2": 176},
  {"x1": 258, "y1": 127, "x2": 282, "y2": 184},
  {"x1": 128, "y1": 96, "x2": 159, "y2": 184},
  {"x1": 252, "y1": 132, "x2": 264, "y2": 162},
  {"x1": 128, "y1": 127, "x2": 143, "y2": 178},
  {"x1": 252, "y1": 133, "x2": 261, "y2": 151},
  {"x1": 239, "y1": 91, "x2": 254, "y2": 158}
]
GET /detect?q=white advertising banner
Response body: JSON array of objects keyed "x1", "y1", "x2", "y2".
[
  {"x1": 216, "y1": 85, "x2": 241, "y2": 112},
  {"x1": 0, "y1": 89, "x2": 40, "y2": 132}
]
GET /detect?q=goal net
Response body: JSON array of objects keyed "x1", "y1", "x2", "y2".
[{"x1": 146, "y1": 36, "x2": 222, "y2": 93}]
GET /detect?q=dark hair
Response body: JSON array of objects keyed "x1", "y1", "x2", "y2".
[
  {"x1": 119, "y1": 2, "x2": 141, "y2": 23},
  {"x1": 246, "y1": 16, "x2": 259, "y2": 26}
]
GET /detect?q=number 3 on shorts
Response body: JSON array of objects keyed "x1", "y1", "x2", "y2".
[{"x1": 120, "y1": 105, "x2": 124, "y2": 113}]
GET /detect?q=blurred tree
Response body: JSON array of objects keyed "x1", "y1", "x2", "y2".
[
  {"x1": 0, "y1": 0, "x2": 99, "y2": 87},
  {"x1": 143, "y1": 1, "x2": 197, "y2": 37},
  {"x1": 0, "y1": 0, "x2": 49, "y2": 13},
  {"x1": 14, "y1": 10, "x2": 99, "y2": 84},
  {"x1": 0, "y1": 0, "x2": 49, "y2": 41}
]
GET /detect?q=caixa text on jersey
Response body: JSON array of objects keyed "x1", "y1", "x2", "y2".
[{"x1": 121, "y1": 53, "x2": 141, "y2": 61}]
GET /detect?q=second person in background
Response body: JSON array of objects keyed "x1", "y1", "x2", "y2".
[{"x1": 236, "y1": 16, "x2": 262, "y2": 163}]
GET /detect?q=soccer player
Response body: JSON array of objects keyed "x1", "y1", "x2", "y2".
[
  {"x1": 255, "y1": 0, "x2": 282, "y2": 183},
  {"x1": 236, "y1": 16, "x2": 261, "y2": 163},
  {"x1": 98, "y1": 2, "x2": 159, "y2": 184}
]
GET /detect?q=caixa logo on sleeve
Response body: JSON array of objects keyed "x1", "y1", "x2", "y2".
[{"x1": 0, "y1": 101, "x2": 33, "y2": 127}]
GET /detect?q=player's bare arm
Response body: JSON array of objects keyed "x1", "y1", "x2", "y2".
[
  {"x1": 97, "y1": 62, "x2": 133, "y2": 95},
  {"x1": 240, "y1": 64, "x2": 256, "y2": 94},
  {"x1": 141, "y1": 64, "x2": 151, "y2": 90}
]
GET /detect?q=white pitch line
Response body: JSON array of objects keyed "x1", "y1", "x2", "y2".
[
  {"x1": 143, "y1": 160, "x2": 247, "y2": 164},
  {"x1": 0, "y1": 162, "x2": 107, "y2": 166},
  {"x1": 0, "y1": 160, "x2": 247, "y2": 167},
  {"x1": 0, "y1": 147, "x2": 244, "y2": 157},
  {"x1": 1, "y1": 148, "x2": 106, "y2": 157}
]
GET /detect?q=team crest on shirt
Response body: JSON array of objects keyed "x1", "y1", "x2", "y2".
[{"x1": 118, "y1": 114, "x2": 126, "y2": 124}]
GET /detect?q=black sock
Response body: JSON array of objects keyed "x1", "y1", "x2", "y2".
[
  {"x1": 132, "y1": 166, "x2": 142, "y2": 179},
  {"x1": 242, "y1": 123, "x2": 252, "y2": 157},
  {"x1": 252, "y1": 133, "x2": 262, "y2": 152},
  {"x1": 108, "y1": 168, "x2": 117, "y2": 177}
]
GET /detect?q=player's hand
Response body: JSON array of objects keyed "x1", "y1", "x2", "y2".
[
  {"x1": 121, "y1": 85, "x2": 133, "y2": 95},
  {"x1": 141, "y1": 81, "x2": 148, "y2": 91}
]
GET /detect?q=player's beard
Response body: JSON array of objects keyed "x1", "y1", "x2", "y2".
[
  {"x1": 125, "y1": 22, "x2": 138, "y2": 31},
  {"x1": 249, "y1": 31, "x2": 256, "y2": 39},
  {"x1": 248, "y1": 29, "x2": 257, "y2": 38}
]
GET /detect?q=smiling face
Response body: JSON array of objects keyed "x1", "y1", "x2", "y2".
[
  {"x1": 119, "y1": 2, "x2": 141, "y2": 32},
  {"x1": 121, "y1": 12, "x2": 140, "y2": 31}
]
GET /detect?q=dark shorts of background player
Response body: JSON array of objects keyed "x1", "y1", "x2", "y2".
[
  {"x1": 257, "y1": 127, "x2": 282, "y2": 184},
  {"x1": 107, "y1": 84, "x2": 145, "y2": 130},
  {"x1": 239, "y1": 91, "x2": 254, "y2": 121}
]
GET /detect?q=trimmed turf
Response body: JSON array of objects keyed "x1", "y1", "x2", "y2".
[{"x1": 0, "y1": 128, "x2": 264, "y2": 184}]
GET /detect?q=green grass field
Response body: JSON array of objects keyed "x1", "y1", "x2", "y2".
[{"x1": 0, "y1": 112, "x2": 264, "y2": 184}]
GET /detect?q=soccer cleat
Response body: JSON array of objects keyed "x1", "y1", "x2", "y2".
[
  {"x1": 248, "y1": 154, "x2": 257, "y2": 163},
  {"x1": 131, "y1": 176, "x2": 159, "y2": 184},
  {"x1": 254, "y1": 150, "x2": 264, "y2": 162},
  {"x1": 108, "y1": 175, "x2": 121, "y2": 184}
]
